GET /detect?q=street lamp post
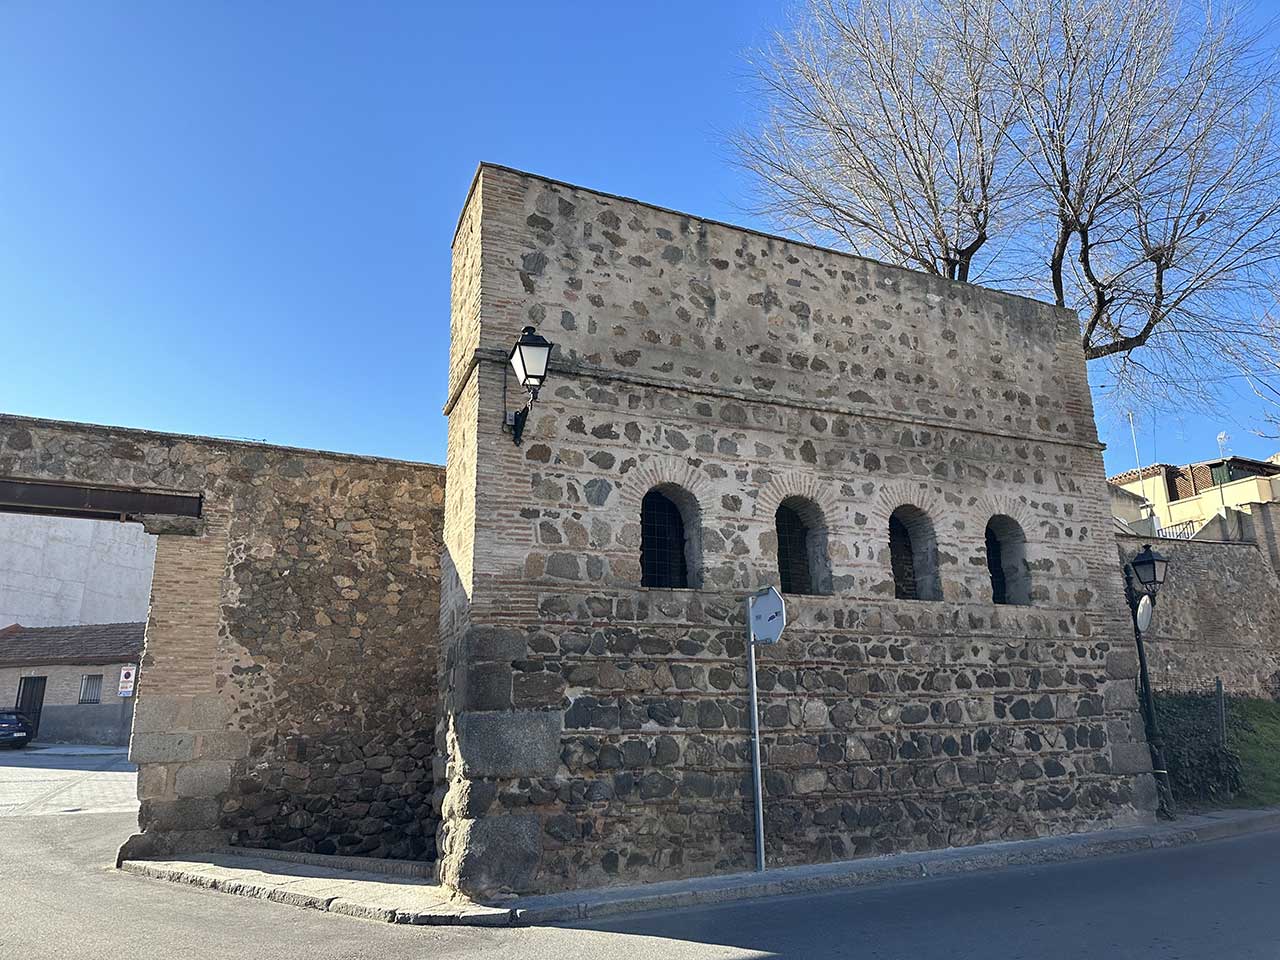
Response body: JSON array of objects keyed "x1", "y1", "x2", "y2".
[{"x1": 1122, "y1": 543, "x2": 1176, "y2": 819}]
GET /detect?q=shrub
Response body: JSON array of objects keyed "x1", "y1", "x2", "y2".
[{"x1": 1152, "y1": 691, "x2": 1246, "y2": 804}]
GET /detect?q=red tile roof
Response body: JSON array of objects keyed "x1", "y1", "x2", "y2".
[{"x1": 1107, "y1": 464, "x2": 1175, "y2": 485}]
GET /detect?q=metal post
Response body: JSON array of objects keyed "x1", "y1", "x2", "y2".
[
  {"x1": 747, "y1": 625, "x2": 766, "y2": 872},
  {"x1": 1125, "y1": 565, "x2": 1176, "y2": 819},
  {"x1": 1216, "y1": 676, "x2": 1227, "y2": 745}
]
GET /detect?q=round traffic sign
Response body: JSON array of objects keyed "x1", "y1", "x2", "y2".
[{"x1": 1136, "y1": 594, "x2": 1153, "y2": 632}]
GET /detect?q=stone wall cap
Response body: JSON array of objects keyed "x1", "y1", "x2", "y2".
[
  {"x1": 0, "y1": 413, "x2": 444, "y2": 472},
  {"x1": 459, "y1": 161, "x2": 1077, "y2": 320}
]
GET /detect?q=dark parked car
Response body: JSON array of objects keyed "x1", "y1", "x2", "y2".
[{"x1": 0, "y1": 710, "x2": 33, "y2": 748}]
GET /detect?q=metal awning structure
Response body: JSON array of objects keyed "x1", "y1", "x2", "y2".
[{"x1": 0, "y1": 477, "x2": 202, "y2": 521}]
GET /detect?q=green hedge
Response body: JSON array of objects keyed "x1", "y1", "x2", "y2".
[{"x1": 1152, "y1": 691, "x2": 1246, "y2": 804}]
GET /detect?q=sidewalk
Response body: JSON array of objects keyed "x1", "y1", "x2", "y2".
[
  {"x1": 24, "y1": 743, "x2": 128, "y2": 757},
  {"x1": 120, "y1": 848, "x2": 510, "y2": 926},
  {"x1": 121, "y1": 807, "x2": 1280, "y2": 928}
]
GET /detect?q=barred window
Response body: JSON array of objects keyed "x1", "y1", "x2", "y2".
[
  {"x1": 641, "y1": 489, "x2": 689, "y2": 588},
  {"x1": 986, "y1": 515, "x2": 1030, "y2": 605},
  {"x1": 889, "y1": 513, "x2": 916, "y2": 600},
  {"x1": 776, "y1": 503, "x2": 811, "y2": 594},
  {"x1": 79, "y1": 674, "x2": 103, "y2": 705},
  {"x1": 889, "y1": 505, "x2": 941, "y2": 601},
  {"x1": 775, "y1": 497, "x2": 832, "y2": 596}
]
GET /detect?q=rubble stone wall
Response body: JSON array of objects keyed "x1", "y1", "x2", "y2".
[
  {"x1": 0, "y1": 415, "x2": 445, "y2": 861},
  {"x1": 437, "y1": 165, "x2": 1155, "y2": 898},
  {"x1": 1117, "y1": 533, "x2": 1280, "y2": 697}
]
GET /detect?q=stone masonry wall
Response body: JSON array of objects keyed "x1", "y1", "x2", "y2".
[
  {"x1": 1117, "y1": 533, "x2": 1280, "y2": 697},
  {"x1": 437, "y1": 165, "x2": 1155, "y2": 899},
  {"x1": 0, "y1": 415, "x2": 445, "y2": 861}
]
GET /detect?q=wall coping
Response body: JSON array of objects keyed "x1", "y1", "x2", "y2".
[
  {"x1": 455, "y1": 162, "x2": 1078, "y2": 322},
  {"x1": 0, "y1": 413, "x2": 443, "y2": 471},
  {"x1": 1115, "y1": 532, "x2": 1261, "y2": 549}
]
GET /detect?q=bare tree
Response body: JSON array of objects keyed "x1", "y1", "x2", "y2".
[
  {"x1": 739, "y1": 0, "x2": 1280, "y2": 404},
  {"x1": 735, "y1": 0, "x2": 1023, "y2": 281}
]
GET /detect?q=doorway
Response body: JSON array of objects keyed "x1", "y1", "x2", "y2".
[{"x1": 15, "y1": 676, "x2": 46, "y2": 739}]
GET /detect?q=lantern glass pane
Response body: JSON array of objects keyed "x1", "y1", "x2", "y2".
[
  {"x1": 510, "y1": 347, "x2": 528, "y2": 385},
  {"x1": 1152, "y1": 557, "x2": 1168, "y2": 585},
  {"x1": 1133, "y1": 560, "x2": 1155, "y2": 586},
  {"x1": 522, "y1": 343, "x2": 551, "y2": 381}
]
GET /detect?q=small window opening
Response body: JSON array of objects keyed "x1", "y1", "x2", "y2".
[
  {"x1": 888, "y1": 505, "x2": 941, "y2": 601},
  {"x1": 79, "y1": 674, "x2": 103, "y2": 705},
  {"x1": 985, "y1": 515, "x2": 1030, "y2": 605},
  {"x1": 775, "y1": 497, "x2": 832, "y2": 595},
  {"x1": 641, "y1": 488, "x2": 691, "y2": 588}
]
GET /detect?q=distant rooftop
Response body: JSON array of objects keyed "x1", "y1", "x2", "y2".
[
  {"x1": 1107, "y1": 464, "x2": 1177, "y2": 486},
  {"x1": 1108, "y1": 455, "x2": 1280, "y2": 486},
  {"x1": 0, "y1": 621, "x2": 144, "y2": 667}
]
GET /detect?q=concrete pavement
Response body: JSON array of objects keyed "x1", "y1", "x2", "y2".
[
  {"x1": 5, "y1": 807, "x2": 1280, "y2": 959},
  {"x1": 0, "y1": 744, "x2": 136, "y2": 817}
]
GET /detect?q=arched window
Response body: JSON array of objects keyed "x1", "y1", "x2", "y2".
[
  {"x1": 640, "y1": 486, "x2": 700, "y2": 588},
  {"x1": 775, "y1": 497, "x2": 832, "y2": 596},
  {"x1": 888, "y1": 505, "x2": 941, "y2": 600},
  {"x1": 985, "y1": 515, "x2": 1030, "y2": 605}
]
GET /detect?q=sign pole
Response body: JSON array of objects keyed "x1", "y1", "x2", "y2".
[
  {"x1": 747, "y1": 609, "x2": 765, "y2": 873},
  {"x1": 744, "y1": 586, "x2": 785, "y2": 874}
]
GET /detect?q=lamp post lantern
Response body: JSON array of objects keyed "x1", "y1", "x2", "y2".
[
  {"x1": 1122, "y1": 543, "x2": 1175, "y2": 819},
  {"x1": 1130, "y1": 543, "x2": 1169, "y2": 597},
  {"x1": 504, "y1": 326, "x2": 554, "y2": 445}
]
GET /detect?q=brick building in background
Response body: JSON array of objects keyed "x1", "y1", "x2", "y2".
[{"x1": 0, "y1": 621, "x2": 143, "y2": 745}]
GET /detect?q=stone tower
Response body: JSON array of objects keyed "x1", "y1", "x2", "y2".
[{"x1": 436, "y1": 164, "x2": 1154, "y2": 899}]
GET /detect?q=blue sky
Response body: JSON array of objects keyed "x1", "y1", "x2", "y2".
[{"x1": 2, "y1": 2, "x2": 1276, "y2": 473}]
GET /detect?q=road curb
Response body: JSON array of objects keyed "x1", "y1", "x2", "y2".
[
  {"x1": 118, "y1": 857, "x2": 511, "y2": 926},
  {"x1": 119, "y1": 807, "x2": 1280, "y2": 928},
  {"x1": 507, "y1": 807, "x2": 1280, "y2": 925}
]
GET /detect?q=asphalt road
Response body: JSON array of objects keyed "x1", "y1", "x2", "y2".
[{"x1": 2, "y1": 775, "x2": 1278, "y2": 959}]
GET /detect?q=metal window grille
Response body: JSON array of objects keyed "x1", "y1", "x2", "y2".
[
  {"x1": 641, "y1": 490, "x2": 688, "y2": 588},
  {"x1": 79, "y1": 674, "x2": 103, "y2": 705},
  {"x1": 776, "y1": 503, "x2": 814, "y2": 595},
  {"x1": 986, "y1": 525, "x2": 1008, "y2": 604},
  {"x1": 889, "y1": 513, "x2": 917, "y2": 600}
]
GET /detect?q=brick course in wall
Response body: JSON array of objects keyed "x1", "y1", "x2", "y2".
[
  {"x1": 436, "y1": 165, "x2": 1156, "y2": 899},
  {"x1": 0, "y1": 415, "x2": 445, "y2": 862}
]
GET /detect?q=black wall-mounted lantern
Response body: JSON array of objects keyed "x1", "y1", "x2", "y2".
[{"x1": 505, "y1": 325, "x2": 554, "y2": 445}]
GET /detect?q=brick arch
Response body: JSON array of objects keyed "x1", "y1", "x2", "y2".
[
  {"x1": 973, "y1": 495, "x2": 1037, "y2": 606},
  {"x1": 753, "y1": 470, "x2": 841, "y2": 529},
  {"x1": 618, "y1": 456, "x2": 710, "y2": 590},
  {"x1": 867, "y1": 481, "x2": 948, "y2": 532},
  {"x1": 870, "y1": 482, "x2": 947, "y2": 601},
  {"x1": 971, "y1": 494, "x2": 1037, "y2": 538},
  {"x1": 752, "y1": 473, "x2": 840, "y2": 596},
  {"x1": 617, "y1": 456, "x2": 712, "y2": 514}
]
